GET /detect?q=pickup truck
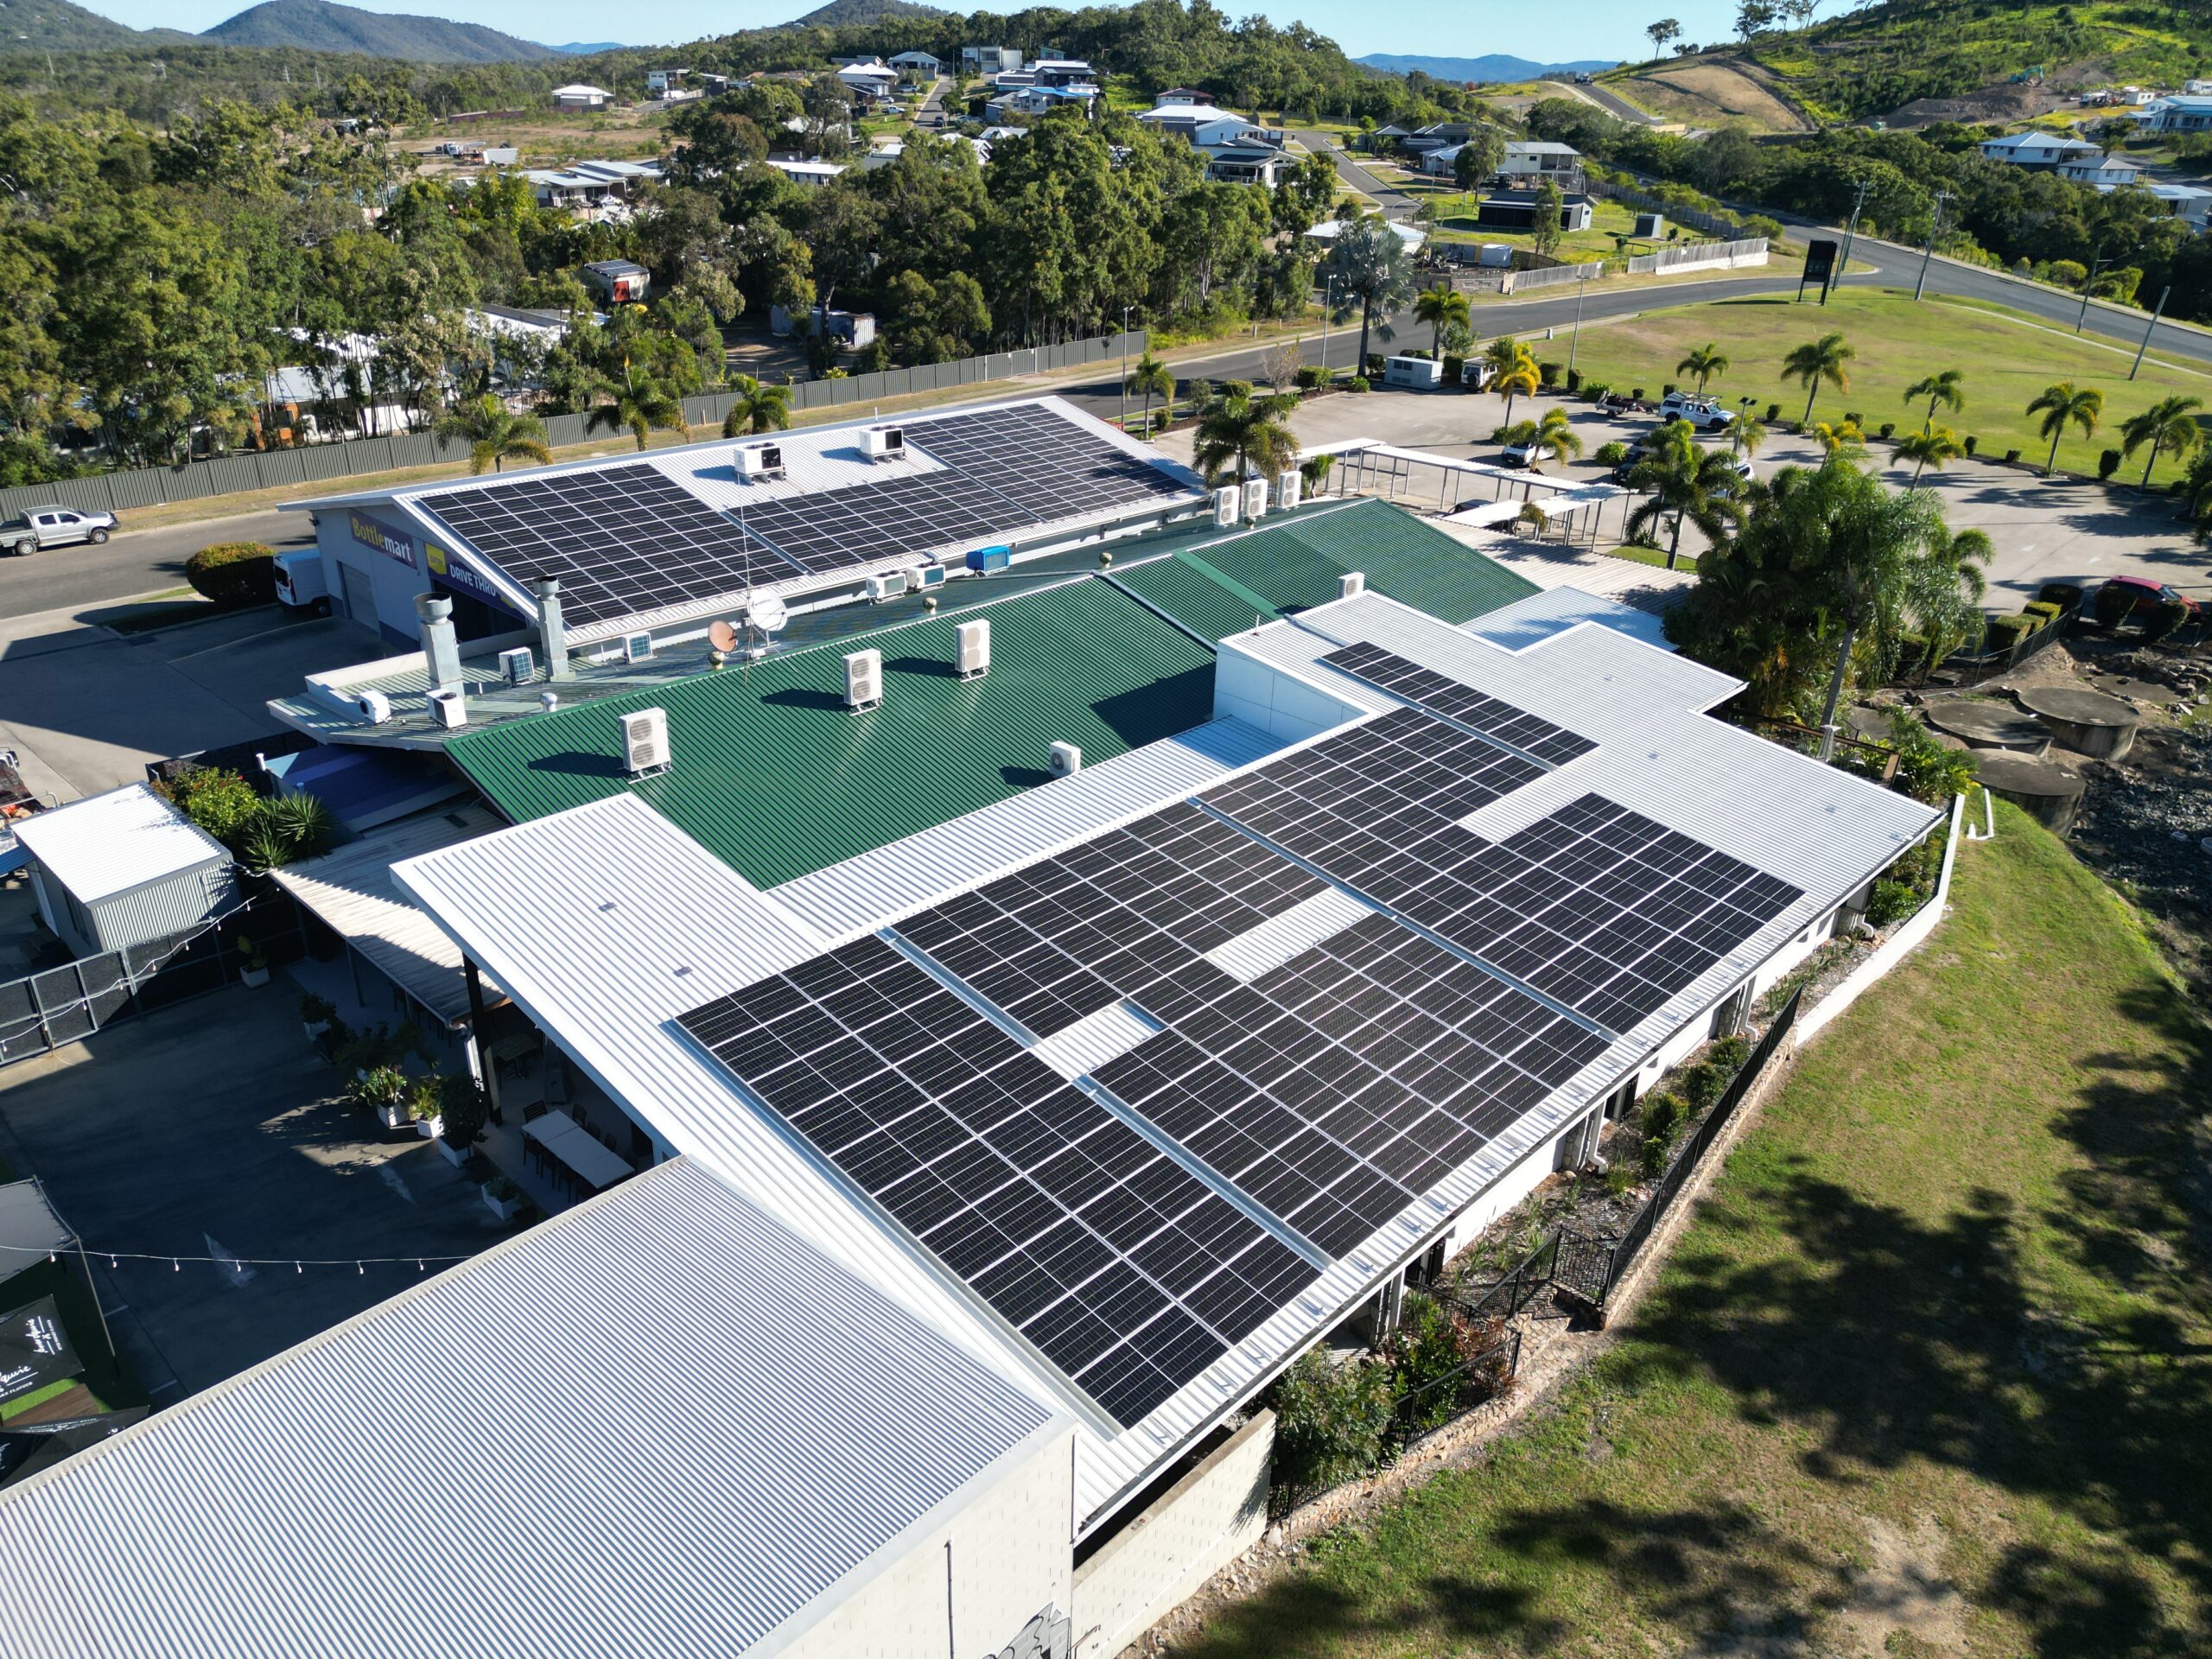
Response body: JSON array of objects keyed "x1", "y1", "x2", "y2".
[{"x1": 1, "y1": 505, "x2": 118, "y2": 555}]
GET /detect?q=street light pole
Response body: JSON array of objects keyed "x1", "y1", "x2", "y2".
[
  {"x1": 2075, "y1": 251, "x2": 2108, "y2": 334},
  {"x1": 1912, "y1": 190, "x2": 1952, "y2": 302},
  {"x1": 1834, "y1": 175, "x2": 1872, "y2": 297},
  {"x1": 1119, "y1": 304, "x2": 1132, "y2": 429},
  {"x1": 2130, "y1": 284, "x2": 2171, "y2": 379},
  {"x1": 1566, "y1": 267, "x2": 1588, "y2": 382}
]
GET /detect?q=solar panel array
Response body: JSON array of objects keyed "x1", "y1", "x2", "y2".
[
  {"x1": 415, "y1": 404, "x2": 1195, "y2": 629},
  {"x1": 418, "y1": 464, "x2": 803, "y2": 628},
  {"x1": 893, "y1": 804, "x2": 1324, "y2": 1039},
  {"x1": 1096, "y1": 917, "x2": 1610, "y2": 1256},
  {"x1": 677, "y1": 935, "x2": 1319, "y2": 1427},
  {"x1": 1321, "y1": 642, "x2": 1599, "y2": 767}
]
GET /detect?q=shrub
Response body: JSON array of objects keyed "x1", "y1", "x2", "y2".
[
  {"x1": 1440, "y1": 353, "x2": 1465, "y2": 386},
  {"x1": 1364, "y1": 353, "x2": 1384, "y2": 374},
  {"x1": 1295, "y1": 363, "x2": 1331, "y2": 390},
  {"x1": 1878, "y1": 421, "x2": 1896, "y2": 440},
  {"x1": 184, "y1": 541, "x2": 278, "y2": 607},
  {"x1": 1640, "y1": 1089, "x2": 1686, "y2": 1145},
  {"x1": 1764, "y1": 403, "x2": 1782, "y2": 423},
  {"x1": 1662, "y1": 381, "x2": 1677, "y2": 397},
  {"x1": 1962, "y1": 435, "x2": 1979, "y2": 455},
  {"x1": 1986, "y1": 613, "x2": 2037, "y2": 651},
  {"x1": 1630, "y1": 385, "x2": 1647, "y2": 400},
  {"x1": 155, "y1": 764, "x2": 260, "y2": 844},
  {"x1": 1866, "y1": 877, "x2": 1923, "y2": 929},
  {"x1": 2098, "y1": 447, "x2": 2122, "y2": 480},
  {"x1": 439, "y1": 1073, "x2": 489, "y2": 1148},
  {"x1": 2022, "y1": 600, "x2": 2063, "y2": 627},
  {"x1": 1580, "y1": 380, "x2": 1611, "y2": 401},
  {"x1": 2147, "y1": 597, "x2": 2193, "y2": 642},
  {"x1": 1347, "y1": 375, "x2": 1370, "y2": 393},
  {"x1": 1385, "y1": 1293, "x2": 1495, "y2": 1440},
  {"x1": 1595, "y1": 440, "x2": 1629, "y2": 465},
  {"x1": 1566, "y1": 366, "x2": 1581, "y2": 391},
  {"x1": 1539, "y1": 359, "x2": 1562, "y2": 387},
  {"x1": 1269, "y1": 1350, "x2": 1396, "y2": 1500},
  {"x1": 2094, "y1": 581, "x2": 2136, "y2": 627},
  {"x1": 2036, "y1": 582, "x2": 2083, "y2": 611},
  {"x1": 2003, "y1": 447, "x2": 2023, "y2": 465}
]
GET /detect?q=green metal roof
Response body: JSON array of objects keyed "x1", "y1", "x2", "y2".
[
  {"x1": 1109, "y1": 558, "x2": 1281, "y2": 644},
  {"x1": 446, "y1": 577, "x2": 1218, "y2": 888}
]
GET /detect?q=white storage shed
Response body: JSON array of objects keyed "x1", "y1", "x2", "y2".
[{"x1": 12, "y1": 785, "x2": 237, "y2": 960}]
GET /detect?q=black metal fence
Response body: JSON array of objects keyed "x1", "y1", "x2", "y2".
[{"x1": 1934, "y1": 603, "x2": 2077, "y2": 688}]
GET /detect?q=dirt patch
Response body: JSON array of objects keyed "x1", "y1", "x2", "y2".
[
  {"x1": 1885, "y1": 59, "x2": 2105, "y2": 128},
  {"x1": 1827, "y1": 1515, "x2": 1972, "y2": 1658},
  {"x1": 1612, "y1": 56, "x2": 1813, "y2": 132}
]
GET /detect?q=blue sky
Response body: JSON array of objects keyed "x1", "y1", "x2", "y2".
[{"x1": 89, "y1": 1, "x2": 1743, "y2": 64}]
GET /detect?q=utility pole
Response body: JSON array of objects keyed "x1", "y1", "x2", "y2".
[
  {"x1": 1119, "y1": 304, "x2": 1131, "y2": 429},
  {"x1": 1912, "y1": 190, "x2": 1952, "y2": 302},
  {"x1": 1834, "y1": 175, "x2": 1872, "y2": 298},
  {"x1": 1565, "y1": 265, "x2": 1588, "y2": 382},
  {"x1": 2130, "y1": 285, "x2": 2171, "y2": 379},
  {"x1": 2076, "y1": 247, "x2": 2110, "y2": 334}
]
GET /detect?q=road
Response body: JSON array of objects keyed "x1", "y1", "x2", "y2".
[
  {"x1": 1295, "y1": 131, "x2": 1421, "y2": 219},
  {"x1": 1538, "y1": 78, "x2": 1662, "y2": 126},
  {"x1": 0, "y1": 508, "x2": 308, "y2": 621}
]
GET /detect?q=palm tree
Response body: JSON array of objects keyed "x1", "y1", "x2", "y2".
[
  {"x1": 2119, "y1": 393, "x2": 2203, "y2": 486},
  {"x1": 1624, "y1": 422, "x2": 1748, "y2": 569},
  {"x1": 1780, "y1": 330, "x2": 1854, "y2": 426},
  {"x1": 1903, "y1": 367, "x2": 1966, "y2": 426},
  {"x1": 1124, "y1": 351, "x2": 1176, "y2": 435},
  {"x1": 433, "y1": 393, "x2": 551, "y2": 474},
  {"x1": 1809, "y1": 417, "x2": 1866, "y2": 458},
  {"x1": 1322, "y1": 214, "x2": 1419, "y2": 372},
  {"x1": 2025, "y1": 380, "x2": 2103, "y2": 474},
  {"x1": 1731, "y1": 411, "x2": 1768, "y2": 461},
  {"x1": 1896, "y1": 423, "x2": 1966, "y2": 485},
  {"x1": 1192, "y1": 381, "x2": 1300, "y2": 488},
  {"x1": 1484, "y1": 336, "x2": 1541, "y2": 426},
  {"x1": 589, "y1": 378, "x2": 687, "y2": 452},
  {"x1": 1676, "y1": 342, "x2": 1729, "y2": 394},
  {"x1": 720, "y1": 373, "x2": 794, "y2": 437},
  {"x1": 1414, "y1": 285, "x2": 1471, "y2": 359},
  {"x1": 1513, "y1": 406, "x2": 1584, "y2": 470}
]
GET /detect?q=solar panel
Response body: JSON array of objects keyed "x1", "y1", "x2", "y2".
[
  {"x1": 894, "y1": 804, "x2": 1325, "y2": 1039},
  {"x1": 416, "y1": 464, "x2": 806, "y2": 630},
  {"x1": 677, "y1": 935, "x2": 1318, "y2": 1427},
  {"x1": 905, "y1": 406, "x2": 1185, "y2": 520},
  {"x1": 1320, "y1": 642, "x2": 1599, "y2": 767},
  {"x1": 1096, "y1": 914, "x2": 1611, "y2": 1256}
]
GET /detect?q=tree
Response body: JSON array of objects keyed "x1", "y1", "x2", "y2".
[
  {"x1": 1192, "y1": 380, "x2": 1299, "y2": 486},
  {"x1": 1781, "y1": 330, "x2": 1853, "y2": 426},
  {"x1": 720, "y1": 373, "x2": 792, "y2": 437},
  {"x1": 1452, "y1": 128, "x2": 1505, "y2": 197},
  {"x1": 1676, "y1": 342, "x2": 1729, "y2": 394},
  {"x1": 1732, "y1": 411, "x2": 1768, "y2": 460},
  {"x1": 1484, "y1": 336, "x2": 1542, "y2": 426},
  {"x1": 1126, "y1": 350, "x2": 1175, "y2": 433},
  {"x1": 1647, "y1": 18, "x2": 1681, "y2": 55},
  {"x1": 2025, "y1": 380, "x2": 2103, "y2": 474},
  {"x1": 1530, "y1": 179, "x2": 1565, "y2": 257},
  {"x1": 1895, "y1": 423, "x2": 1966, "y2": 484},
  {"x1": 1810, "y1": 417, "x2": 1865, "y2": 457},
  {"x1": 2120, "y1": 393, "x2": 2202, "y2": 486},
  {"x1": 1504, "y1": 406, "x2": 1584, "y2": 470},
  {"x1": 1624, "y1": 419, "x2": 1748, "y2": 569},
  {"x1": 589, "y1": 378, "x2": 686, "y2": 451},
  {"x1": 434, "y1": 394, "x2": 550, "y2": 474},
  {"x1": 1736, "y1": 0, "x2": 1781, "y2": 41},
  {"x1": 1322, "y1": 215, "x2": 1419, "y2": 370},
  {"x1": 1903, "y1": 368, "x2": 1966, "y2": 426},
  {"x1": 1413, "y1": 285, "x2": 1471, "y2": 359}
]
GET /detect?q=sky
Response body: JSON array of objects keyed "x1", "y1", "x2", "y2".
[{"x1": 84, "y1": 0, "x2": 1745, "y2": 65}]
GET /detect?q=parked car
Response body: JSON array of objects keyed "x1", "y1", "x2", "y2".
[
  {"x1": 1500, "y1": 435, "x2": 1544, "y2": 468},
  {"x1": 1658, "y1": 391, "x2": 1736, "y2": 431},
  {"x1": 2097, "y1": 575, "x2": 2200, "y2": 621},
  {"x1": 1, "y1": 505, "x2": 118, "y2": 556}
]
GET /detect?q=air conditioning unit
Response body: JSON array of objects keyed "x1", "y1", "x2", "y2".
[
  {"x1": 913, "y1": 563, "x2": 945, "y2": 589},
  {"x1": 1212, "y1": 486, "x2": 1240, "y2": 527},
  {"x1": 844, "y1": 648, "x2": 883, "y2": 712},
  {"x1": 354, "y1": 689, "x2": 392, "y2": 725},
  {"x1": 1338, "y1": 571, "x2": 1366, "y2": 600},
  {"x1": 1049, "y1": 741, "x2": 1081, "y2": 778},
  {"x1": 623, "y1": 632, "x2": 654, "y2": 664},
  {"x1": 956, "y1": 618, "x2": 990, "y2": 680},
  {"x1": 864, "y1": 570, "x2": 909, "y2": 603},
  {"x1": 621, "y1": 706, "x2": 670, "y2": 775},
  {"x1": 862, "y1": 424, "x2": 906, "y2": 462},
  {"x1": 498, "y1": 647, "x2": 536, "y2": 685},
  {"x1": 428, "y1": 689, "x2": 467, "y2": 730},
  {"x1": 733, "y1": 442, "x2": 785, "y2": 480},
  {"x1": 1242, "y1": 479, "x2": 1269, "y2": 522},
  {"x1": 1274, "y1": 468, "x2": 1303, "y2": 510}
]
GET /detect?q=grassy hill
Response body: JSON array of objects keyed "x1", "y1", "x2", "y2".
[
  {"x1": 0, "y1": 0, "x2": 193, "y2": 52},
  {"x1": 203, "y1": 0, "x2": 563, "y2": 63},
  {"x1": 784, "y1": 0, "x2": 948, "y2": 26},
  {"x1": 1357, "y1": 54, "x2": 1616, "y2": 82}
]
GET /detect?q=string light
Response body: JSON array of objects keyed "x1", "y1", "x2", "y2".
[{"x1": 0, "y1": 1239, "x2": 476, "y2": 1271}]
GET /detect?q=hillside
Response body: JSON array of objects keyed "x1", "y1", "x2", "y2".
[
  {"x1": 784, "y1": 0, "x2": 948, "y2": 26},
  {"x1": 1358, "y1": 53, "x2": 1616, "y2": 83},
  {"x1": 0, "y1": 0, "x2": 192, "y2": 51},
  {"x1": 202, "y1": 0, "x2": 563, "y2": 63}
]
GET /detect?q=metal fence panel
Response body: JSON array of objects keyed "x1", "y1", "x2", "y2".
[{"x1": 29, "y1": 965, "x2": 94, "y2": 1048}]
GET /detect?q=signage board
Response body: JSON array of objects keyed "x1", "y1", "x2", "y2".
[
  {"x1": 347, "y1": 510, "x2": 418, "y2": 570},
  {"x1": 0, "y1": 1296, "x2": 77, "y2": 1407}
]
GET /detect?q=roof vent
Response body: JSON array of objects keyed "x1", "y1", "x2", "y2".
[
  {"x1": 862, "y1": 424, "x2": 906, "y2": 462},
  {"x1": 1242, "y1": 479, "x2": 1269, "y2": 521},
  {"x1": 844, "y1": 648, "x2": 883, "y2": 712},
  {"x1": 1338, "y1": 571, "x2": 1366, "y2": 600},
  {"x1": 1050, "y1": 741, "x2": 1081, "y2": 778},
  {"x1": 1211, "y1": 486, "x2": 1240, "y2": 527},
  {"x1": 956, "y1": 618, "x2": 990, "y2": 680},
  {"x1": 621, "y1": 706, "x2": 670, "y2": 776},
  {"x1": 733, "y1": 441, "x2": 785, "y2": 480},
  {"x1": 1274, "y1": 468, "x2": 1303, "y2": 510},
  {"x1": 499, "y1": 646, "x2": 536, "y2": 685}
]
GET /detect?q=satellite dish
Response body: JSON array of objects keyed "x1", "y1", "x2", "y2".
[
  {"x1": 745, "y1": 593, "x2": 789, "y2": 634},
  {"x1": 709, "y1": 619, "x2": 740, "y2": 653}
]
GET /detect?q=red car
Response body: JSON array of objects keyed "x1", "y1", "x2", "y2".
[{"x1": 2098, "y1": 575, "x2": 2200, "y2": 620}]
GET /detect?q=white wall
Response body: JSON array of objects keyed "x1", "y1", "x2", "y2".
[
  {"x1": 1071, "y1": 1413, "x2": 1274, "y2": 1658},
  {"x1": 319, "y1": 509, "x2": 433, "y2": 648},
  {"x1": 1214, "y1": 638, "x2": 1370, "y2": 742}
]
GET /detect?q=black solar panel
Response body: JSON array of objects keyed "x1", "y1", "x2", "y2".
[
  {"x1": 677, "y1": 935, "x2": 1318, "y2": 1427},
  {"x1": 905, "y1": 405, "x2": 1183, "y2": 519},
  {"x1": 1096, "y1": 915, "x2": 1611, "y2": 1256},
  {"x1": 894, "y1": 804, "x2": 1325, "y2": 1039},
  {"x1": 416, "y1": 464, "x2": 804, "y2": 629},
  {"x1": 721, "y1": 466, "x2": 1039, "y2": 575},
  {"x1": 1321, "y1": 642, "x2": 1599, "y2": 767}
]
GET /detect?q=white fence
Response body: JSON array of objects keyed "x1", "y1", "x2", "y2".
[
  {"x1": 1798, "y1": 791, "x2": 1967, "y2": 1045},
  {"x1": 1497, "y1": 238, "x2": 1767, "y2": 294}
]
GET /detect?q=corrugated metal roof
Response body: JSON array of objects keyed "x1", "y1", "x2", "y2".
[
  {"x1": 1462, "y1": 586, "x2": 1676, "y2": 655},
  {"x1": 447, "y1": 578, "x2": 1221, "y2": 889},
  {"x1": 0, "y1": 1156, "x2": 1065, "y2": 1659},
  {"x1": 1108, "y1": 556, "x2": 1280, "y2": 643},
  {"x1": 12, "y1": 784, "x2": 228, "y2": 904}
]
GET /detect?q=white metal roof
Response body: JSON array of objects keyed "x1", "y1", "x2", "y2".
[
  {"x1": 1460, "y1": 585, "x2": 1676, "y2": 654},
  {"x1": 12, "y1": 784, "x2": 228, "y2": 905},
  {"x1": 0, "y1": 1157, "x2": 1065, "y2": 1659}
]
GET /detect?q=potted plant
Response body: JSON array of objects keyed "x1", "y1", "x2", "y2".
[
  {"x1": 299, "y1": 993, "x2": 335, "y2": 1041},
  {"x1": 351, "y1": 1064, "x2": 408, "y2": 1129},
  {"x1": 236, "y1": 936, "x2": 270, "y2": 989},
  {"x1": 481, "y1": 1173, "x2": 524, "y2": 1223},
  {"x1": 407, "y1": 1074, "x2": 445, "y2": 1140},
  {"x1": 435, "y1": 1074, "x2": 488, "y2": 1170}
]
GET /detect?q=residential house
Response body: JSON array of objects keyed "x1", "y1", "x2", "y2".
[
  {"x1": 961, "y1": 44, "x2": 1023, "y2": 74},
  {"x1": 1154, "y1": 86, "x2": 1212, "y2": 107},
  {"x1": 2149, "y1": 181, "x2": 2212, "y2": 226},
  {"x1": 836, "y1": 60, "x2": 902, "y2": 105},
  {"x1": 986, "y1": 85, "x2": 1097, "y2": 121},
  {"x1": 1135, "y1": 101, "x2": 1253, "y2": 148},
  {"x1": 2146, "y1": 93, "x2": 2212, "y2": 131},
  {"x1": 524, "y1": 159, "x2": 664, "y2": 213},
  {"x1": 1031, "y1": 58, "x2": 1099, "y2": 88},
  {"x1": 1976, "y1": 130, "x2": 2101, "y2": 166},
  {"x1": 765, "y1": 156, "x2": 849, "y2": 188},
  {"x1": 645, "y1": 68, "x2": 690, "y2": 94},
  {"x1": 1499, "y1": 140, "x2": 1584, "y2": 187},
  {"x1": 889, "y1": 49, "x2": 942, "y2": 83},
  {"x1": 2056, "y1": 153, "x2": 2144, "y2": 190},
  {"x1": 1476, "y1": 193, "x2": 1596, "y2": 232},
  {"x1": 1401, "y1": 121, "x2": 1478, "y2": 157},
  {"x1": 550, "y1": 84, "x2": 611, "y2": 111},
  {"x1": 1203, "y1": 144, "x2": 1291, "y2": 186},
  {"x1": 1306, "y1": 217, "x2": 1428, "y2": 251},
  {"x1": 581, "y1": 259, "x2": 650, "y2": 303}
]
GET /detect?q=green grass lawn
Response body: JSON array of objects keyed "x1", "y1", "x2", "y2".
[
  {"x1": 1555, "y1": 287, "x2": 2212, "y2": 485},
  {"x1": 1180, "y1": 801, "x2": 2212, "y2": 1658}
]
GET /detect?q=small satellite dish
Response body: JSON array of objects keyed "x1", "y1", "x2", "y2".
[
  {"x1": 709, "y1": 619, "x2": 740, "y2": 653},
  {"x1": 745, "y1": 593, "x2": 789, "y2": 634}
]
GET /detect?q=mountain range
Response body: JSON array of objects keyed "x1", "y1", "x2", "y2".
[
  {"x1": 0, "y1": 0, "x2": 598, "y2": 60},
  {"x1": 1357, "y1": 53, "x2": 1619, "y2": 83}
]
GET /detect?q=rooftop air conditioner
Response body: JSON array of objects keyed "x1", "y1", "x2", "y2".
[
  {"x1": 864, "y1": 571, "x2": 909, "y2": 603},
  {"x1": 1242, "y1": 479, "x2": 1269, "y2": 522},
  {"x1": 428, "y1": 689, "x2": 467, "y2": 730},
  {"x1": 1274, "y1": 468, "x2": 1302, "y2": 510},
  {"x1": 844, "y1": 648, "x2": 883, "y2": 712},
  {"x1": 956, "y1": 618, "x2": 990, "y2": 681},
  {"x1": 354, "y1": 689, "x2": 392, "y2": 726},
  {"x1": 1050, "y1": 741, "x2": 1081, "y2": 778},
  {"x1": 621, "y1": 706, "x2": 670, "y2": 775},
  {"x1": 913, "y1": 563, "x2": 945, "y2": 588},
  {"x1": 498, "y1": 647, "x2": 536, "y2": 685},
  {"x1": 1338, "y1": 571, "x2": 1366, "y2": 600},
  {"x1": 862, "y1": 424, "x2": 906, "y2": 462},
  {"x1": 734, "y1": 442, "x2": 785, "y2": 480},
  {"x1": 623, "y1": 632, "x2": 654, "y2": 664},
  {"x1": 1212, "y1": 486, "x2": 1240, "y2": 528}
]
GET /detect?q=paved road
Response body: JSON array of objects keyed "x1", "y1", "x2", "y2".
[
  {"x1": 1295, "y1": 131, "x2": 1420, "y2": 219},
  {"x1": 1542, "y1": 78, "x2": 1662, "y2": 126},
  {"x1": 0, "y1": 508, "x2": 308, "y2": 621}
]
